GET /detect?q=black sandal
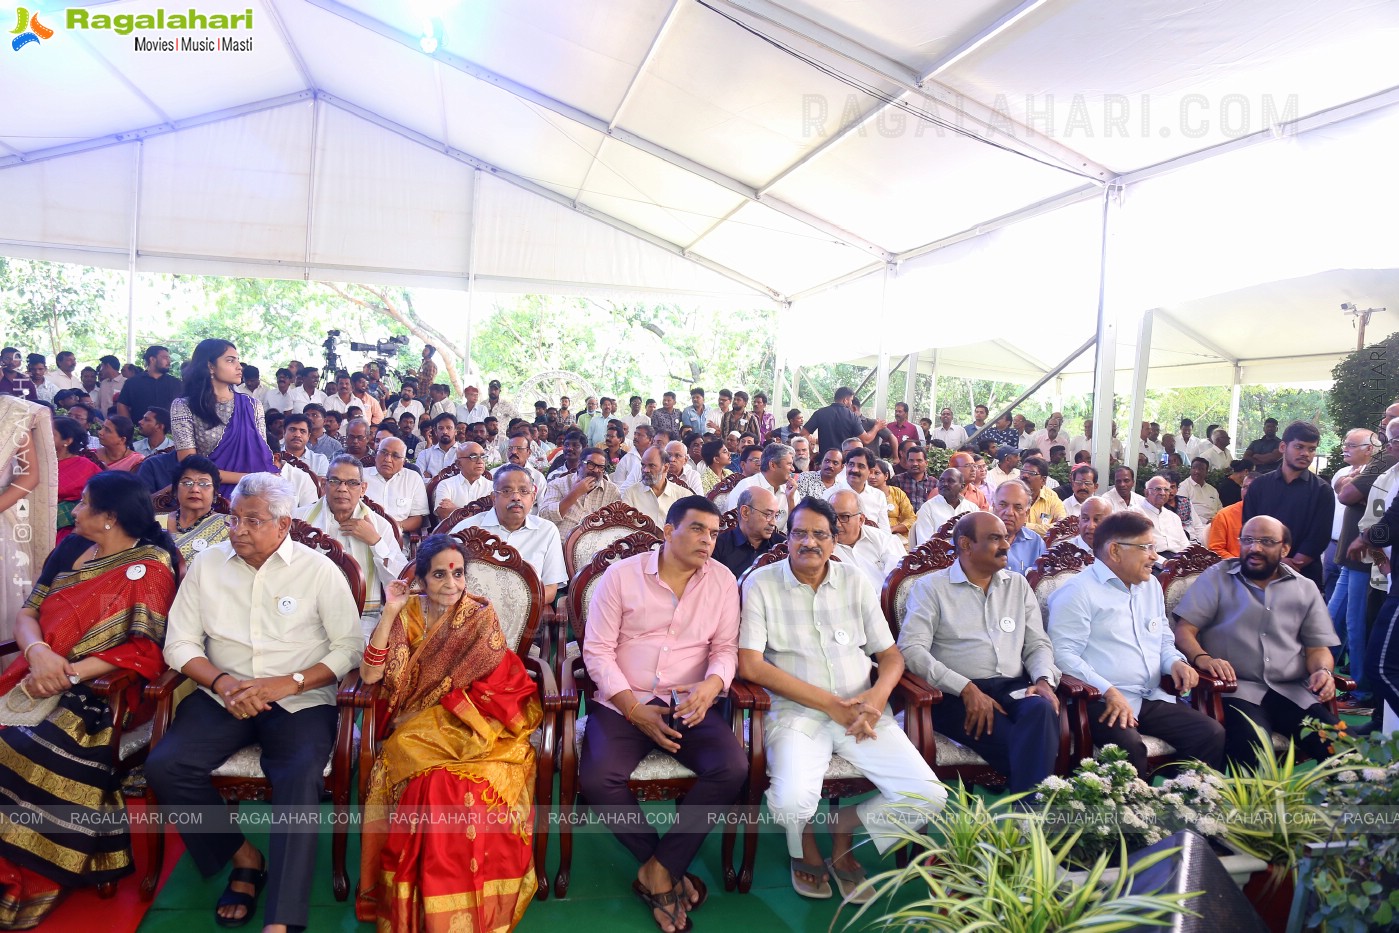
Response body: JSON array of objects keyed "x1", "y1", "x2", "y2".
[
  {"x1": 632, "y1": 878, "x2": 693, "y2": 933},
  {"x1": 214, "y1": 853, "x2": 268, "y2": 928}
]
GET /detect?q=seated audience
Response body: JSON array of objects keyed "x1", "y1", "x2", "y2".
[
  {"x1": 417, "y1": 414, "x2": 459, "y2": 480},
  {"x1": 869, "y1": 459, "x2": 914, "y2": 544},
  {"x1": 135, "y1": 405, "x2": 176, "y2": 455},
  {"x1": 280, "y1": 413, "x2": 328, "y2": 476},
  {"x1": 95, "y1": 414, "x2": 145, "y2": 472},
  {"x1": 581, "y1": 497, "x2": 745, "y2": 933},
  {"x1": 739, "y1": 497, "x2": 945, "y2": 903},
  {"x1": 826, "y1": 447, "x2": 891, "y2": 533},
  {"x1": 731, "y1": 442, "x2": 797, "y2": 527},
  {"x1": 1174, "y1": 517, "x2": 1340, "y2": 768},
  {"x1": 699, "y1": 439, "x2": 731, "y2": 493},
  {"x1": 1048, "y1": 511, "x2": 1225, "y2": 778},
  {"x1": 626, "y1": 447, "x2": 690, "y2": 527},
  {"x1": 364, "y1": 437, "x2": 429, "y2": 533},
  {"x1": 539, "y1": 446, "x2": 621, "y2": 539},
  {"x1": 159, "y1": 454, "x2": 230, "y2": 568},
  {"x1": 795, "y1": 448, "x2": 842, "y2": 501},
  {"x1": 911, "y1": 468, "x2": 979, "y2": 548},
  {"x1": 713, "y1": 487, "x2": 786, "y2": 578},
  {"x1": 1103, "y1": 466, "x2": 1140, "y2": 511},
  {"x1": 147, "y1": 472, "x2": 362, "y2": 930},
  {"x1": 432, "y1": 442, "x2": 494, "y2": 521},
  {"x1": 1180, "y1": 457, "x2": 1223, "y2": 525},
  {"x1": 830, "y1": 489, "x2": 906, "y2": 590},
  {"x1": 1133, "y1": 475, "x2": 1190, "y2": 558},
  {"x1": 890, "y1": 445, "x2": 934, "y2": 513},
  {"x1": 993, "y1": 480, "x2": 1045, "y2": 575},
  {"x1": 1065, "y1": 496, "x2": 1112, "y2": 555},
  {"x1": 899, "y1": 511, "x2": 1061, "y2": 793},
  {"x1": 1061, "y1": 464, "x2": 1099, "y2": 516},
  {"x1": 453, "y1": 464, "x2": 566, "y2": 603},
  {"x1": 53, "y1": 416, "x2": 102, "y2": 542},
  {"x1": 986, "y1": 448, "x2": 1021, "y2": 490},
  {"x1": 1018, "y1": 455, "x2": 1066, "y2": 536},
  {"x1": 0, "y1": 472, "x2": 176, "y2": 928}
]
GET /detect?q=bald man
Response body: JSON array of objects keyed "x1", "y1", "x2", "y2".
[
  {"x1": 713, "y1": 487, "x2": 786, "y2": 578},
  {"x1": 364, "y1": 437, "x2": 428, "y2": 532},
  {"x1": 911, "y1": 468, "x2": 980, "y2": 548},
  {"x1": 948, "y1": 452, "x2": 989, "y2": 510},
  {"x1": 1134, "y1": 476, "x2": 1189, "y2": 558},
  {"x1": 664, "y1": 440, "x2": 705, "y2": 496},
  {"x1": 1174, "y1": 516, "x2": 1340, "y2": 767},
  {"x1": 831, "y1": 489, "x2": 905, "y2": 591},
  {"x1": 432, "y1": 441, "x2": 494, "y2": 519},
  {"x1": 625, "y1": 446, "x2": 689, "y2": 527},
  {"x1": 1065, "y1": 497, "x2": 1112, "y2": 556}
]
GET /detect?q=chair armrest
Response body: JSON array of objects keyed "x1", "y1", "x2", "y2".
[
  {"x1": 523, "y1": 655, "x2": 562, "y2": 712},
  {"x1": 0, "y1": 641, "x2": 17, "y2": 659},
  {"x1": 90, "y1": 668, "x2": 141, "y2": 696},
  {"x1": 728, "y1": 678, "x2": 770, "y2": 713},
  {"x1": 337, "y1": 670, "x2": 373, "y2": 709},
  {"x1": 1058, "y1": 673, "x2": 1099, "y2": 701},
  {"x1": 896, "y1": 671, "x2": 943, "y2": 707},
  {"x1": 1334, "y1": 674, "x2": 1357, "y2": 694},
  {"x1": 144, "y1": 668, "x2": 188, "y2": 702}
]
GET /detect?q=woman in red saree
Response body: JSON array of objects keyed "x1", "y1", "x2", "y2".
[
  {"x1": 357, "y1": 534, "x2": 540, "y2": 933},
  {"x1": 53, "y1": 417, "x2": 101, "y2": 544},
  {"x1": 0, "y1": 471, "x2": 178, "y2": 928}
]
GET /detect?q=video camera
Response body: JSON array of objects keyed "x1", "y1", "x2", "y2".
[{"x1": 323, "y1": 331, "x2": 409, "y2": 374}]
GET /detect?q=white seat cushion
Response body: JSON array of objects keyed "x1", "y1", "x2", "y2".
[
  {"x1": 931, "y1": 732, "x2": 992, "y2": 767},
  {"x1": 119, "y1": 720, "x2": 153, "y2": 762},
  {"x1": 575, "y1": 714, "x2": 697, "y2": 780},
  {"x1": 1142, "y1": 734, "x2": 1177, "y2": 757},
  {"x1": 209, "y1": 725, "x2": 362, "y2": 779}
]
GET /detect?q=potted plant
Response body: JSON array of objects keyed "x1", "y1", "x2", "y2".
[
  {"x1": 1292, "y1": 721, "x2": 1399, "y2": 931},
  {"x1": 844, "y1": 787, "x2": 1198, "y2": 932}
]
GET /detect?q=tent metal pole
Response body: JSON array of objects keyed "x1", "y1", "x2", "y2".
[
  {"x1": 1228, "y1": 365, "x2": 1242, "y2": 453},
  {"x1": 968, "y1": 336, "x2": 1095, "y2": 444},
  {"x1": 1125, "y1": 309, "x2": 1154, "y2": 471},
  {"x1": 772, "y1": 338, "x2": 786, "y2": 416},
  {"x1": 873, "y1": 265, "x2": 892, "y2": 420},
  {"x1": 463, "y1": 169, "x2": 481, "y2": 381},
  {"x1": 126, "y1": 141, "x2": 142, "y2": 364},
  {"x1": 928, "y1": 350, "x2": 939, "y2": 421},
  {"x1": 1089, "y1": 185, "x2": 1123, "y2": 483},
  {"x1": 904, "y1": 351, "x2": 920, "y2": 418}
]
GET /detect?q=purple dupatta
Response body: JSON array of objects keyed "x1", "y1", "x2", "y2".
[{"x1": 208, "y1": 392, "x2": 278, "y2": 497}]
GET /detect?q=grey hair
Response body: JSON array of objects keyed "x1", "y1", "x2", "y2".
[
  {"x1": 233, "y1": 472, "x2": 295, "y2": 519},
  {"x1": 760, "y1": 442, "x2": 795, "y2": 472},
  {"x1": 346, "y1": 417, "x2": 371, "y2": 435},
  {"x1": 328, "y1": 453, "x2": 364, "y2": 477},
  {"x1": 736, "y1": 487, "x2": 757, "y2": 511}
]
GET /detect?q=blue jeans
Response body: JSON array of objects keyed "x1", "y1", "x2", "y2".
[{"x1": 1329, "y1": 566, "x2": 1372, "y2": 694}]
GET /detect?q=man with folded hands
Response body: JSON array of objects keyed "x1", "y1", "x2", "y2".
[{"x1": 898, "y1": 511, "x2": 1061, "y2": 794}]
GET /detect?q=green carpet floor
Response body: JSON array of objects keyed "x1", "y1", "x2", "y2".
[{"x1": 136, "y1": 796, "x2": 903, "y2": 933}]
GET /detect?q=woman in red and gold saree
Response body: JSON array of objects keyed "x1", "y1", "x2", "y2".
[
  {"x1": 0, "y1": 471, "x2": 178, "y2": 928},
  {"x1": 357, "y1": 534, "x2": 541, "y2": 933}
]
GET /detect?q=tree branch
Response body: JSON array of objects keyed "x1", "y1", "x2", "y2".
[{"x1": 321, "y1": 283, "x2": 465, "y2": 398}]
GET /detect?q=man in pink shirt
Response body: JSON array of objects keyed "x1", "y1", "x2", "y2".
[{"x1": 580, "y1": 495, "x2": 747, "y2": 933}]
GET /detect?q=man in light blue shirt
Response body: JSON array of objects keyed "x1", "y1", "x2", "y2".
[
  {"x1": 1048, "y1": 510, "x2": 1224, "y2": 777},
  {"x1": 992, "y1": 480, "x2": 1046, "y2": 575},
  {"x1": 681, "y1": 388, "x2": 718, "y2": 436}
]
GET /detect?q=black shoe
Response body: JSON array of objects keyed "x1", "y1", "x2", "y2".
[{"x1": 1349, "y1": 721, "x2": 1380, "y2": 737}]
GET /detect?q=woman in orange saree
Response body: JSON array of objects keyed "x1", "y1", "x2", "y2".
[
  {"x1": 0, "y1": 471, "x2": 178, "y2": 929},
  {"x1": 357, "y1": 534, "x2": 541, "y2": 933}
]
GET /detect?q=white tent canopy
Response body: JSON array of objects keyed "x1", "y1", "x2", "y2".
[{"x1": 3, "y1": 0, "x2": 1398, "y2": 383}]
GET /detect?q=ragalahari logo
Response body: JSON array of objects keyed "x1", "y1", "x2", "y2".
[{"x1": 11, "y1": 7, "x2": 53, "y2": 51}]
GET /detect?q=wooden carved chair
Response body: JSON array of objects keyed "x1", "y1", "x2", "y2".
[
  {"x1": 140, "y1": 519, "x2": 367, "y2": 900},
  {"x1": 707, "y1": 472, "x2": 744, "y2": 511},
  {"x1": 359, "y1": 494, "x2": 403, "y2": 547},
  {"x1": 336, "y1": 527, "x2": 560, "y2": 899},
  {"x1": 932, "y1": 515, "x2": 959, "y2": 542},
  {"x1": 280, "y1": 455, "x2": 325, "y2": 497},
  {"x1": 423, "y1": 461, "x2": 460, "y2": 507},
  {"x1": 1028, "y1": 542, "x2": 1095, "y2": 619},
  {"x1": 1044, "y1": 515, "x2": 1080, "y2": 548},
  {"x1": 151, "y1": 485, "x2": 231, "y2": 514},
  {"x1": 719, "y1": 507, "x2": 739, "y2": 532},
  {"x1": 358, "y1": 453, "x2": 376, "y2": 469},
  {"x1": 432, "y1": 494, "x2": 495, "y2": 536},
  {"x1": 1158, "y1": 544, "x2": 1221, "y2": 618},
  {"x1": 554, "y1": 531, "x2": 750, "y2": 896},
  {"x1": 725, "y1": 546, "x2": 937, "y2": 893}
]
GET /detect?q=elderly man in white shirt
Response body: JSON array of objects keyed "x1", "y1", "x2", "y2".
[
  {"x1": 664, "y1": 440, "x2": 705, "y2": 496},
  {"x1": 146, "y1": 472, "x2": 363, "y2": 931},
  {"x1": 500, "y1": 429, "x2": 547, "y2": 502},
  {"x1": 432, "y1": 441, "x2": 494, "y2": 521},
  {"x1": 624, "y1": 446, "x2": 690, "y2": 528},
  {"x1": 826, "y1": 447, "x2": 892, "y2": 533},
  {"x1": 1133, "y1": 475, "x2": 1191, "y2": 557},
  {"x1": 364, "y1": 437, "x2": 429, "y2": 533},
  {"x1": 296, "y1": 455, "x2": 407, "y2": 632},
  {"x1": 452, "y1": 463, "x2": 567, "y2": 603},
  {"x1": 830, "y1": 489, "x2": 906, "y2": 591},
  {"x1": 1179, "y1": 457, "x2": 1223, "y2": 526},
  {"x1": 1201, "y1": 429, "x2": 1234, "y2": 471},
  {"x1": 931, "y1": 407, "x2": 969, "y2": 450},
  {"x1": 1061, "y1": 464, "x2": 1099, "y2": 517},
  {"x1": 731, "y1": 442, "x2": 798, "y2": 527},
  {"x1": 911, "y1": 468, "x2": 981, "y2": 547}
]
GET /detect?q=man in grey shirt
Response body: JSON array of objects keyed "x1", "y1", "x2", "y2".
[
  {"x1": 1174, "y1": 515, "x2": 1340, "y2": 767},
  {"x1": 897, "y1": 511, "x2": 1061, "y2": 793}
]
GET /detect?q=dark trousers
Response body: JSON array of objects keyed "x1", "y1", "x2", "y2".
[
  {"x1": 145, "y1": 690, "x2": 338, "y2": 930},
  {"x1": 1222, "y1": 690, "x2": 1337, "y2": 769},
  {"x1": 930, "y1": 676, "x2": 1059, "y2": 794},
  {"x1": 1086, "y1": 697, "x2": 1225, "y2": 778},
  {"x1": 578, "y1": 699, "x2": 747, "y2": 879},
  {"x1": 1367, "y1": 593, "x2": 1399, "y2": 722}
]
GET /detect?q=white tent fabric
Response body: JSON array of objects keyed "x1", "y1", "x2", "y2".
[{"x1": 2, "y1": 0, "x2": 1398, "y2": 371}]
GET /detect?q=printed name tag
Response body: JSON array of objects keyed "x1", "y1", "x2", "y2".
[
  {"x1": 191, "y1": 538, "x2": 208, "y2": 552},
  {"x1": 126, "y1": 564, "x2": 146, "y2": 580},
  {"x1": 999, "y1": 617, "x2": 1016, "y2": 633},
  {"x1": 277, "y1": 596, "x2": 298, "y2": 615}
]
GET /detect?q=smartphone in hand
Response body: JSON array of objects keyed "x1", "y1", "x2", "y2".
[{"x1": 669, "y1": 688, "x2": 688, "y2": 734}]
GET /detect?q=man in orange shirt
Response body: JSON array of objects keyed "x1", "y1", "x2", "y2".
[
  {"x1": 948, "y1": 452, "x2": 990, "y2": 510},
  {"x1": 1208, "y1": 472, "x2": 1256, "y2": 559}
]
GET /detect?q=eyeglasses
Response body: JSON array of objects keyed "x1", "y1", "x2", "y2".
[
  {"x1": 1239, "y1": 536, "x2": 1282, "y2": 548},
  {"x1": 583, "y1": 461, "x2": 608, "y2": 470},
  {"x1": 745, "y1": 507, "x2": 780, "y2": 521},
  {"x1": 1115, "y1": 541, "x2": 1157, "y2": 554},
  {"x1": 834, "y1": 512, "x2": 861, "y2": 524},
  {"x1": 458, "y1": 454, "x2": 486, "y2": 462},
  {"x1": 1342, "y1": 442, "x2": 1376, "y2": 449},
  {"x1": 327, "y1": 478, "x2": 363, "y2": 488},
  {"x1": 178, "y1": 479, "x2": 214, "y2": 489},
  {"x1": 1019, "y1": 471, "x2": 1041, "y2": 478},
  {"x1": 789, "y1": 530, "x2": 833, "y2": 542},
  {"x1": 228, "y1": 515, "x2": 275, "y2": 529},
  {"x1": 379, "y1": 451, "x2": 404, "y2": 460}
]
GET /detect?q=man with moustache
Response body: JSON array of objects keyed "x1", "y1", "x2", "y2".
[
  {"x1": 1064, "y1": 497, "x2": 1113, "y2": 556},
  {"x1": 890, "y1": 445, "x2": 935, "y2": 513},
  {"x1": 431, "y1": 441, "x2": 493, "y2": 521},
  {"x1": 712, "y1": 487, "x2": 786, "y2": 577},
  {"x1": 899, "y1": 511, "x2": 1061, "y2": 793},
  {"x1": 911, "y1": 468, "x2": 980, "y2": 548},
  {"x1": 1060, "y1": 464, "x2": 1099, "y2": 516},
  {"x1": 454, "y1": 463, "x2": 566, "y2": 603},
  {"x1": 416, "y1": 413, "x2": 459, "y2": 480},
  {"x1": 626, "y1": 447, "x2": 690, "y2": 528},
  {"x1": 993, "y1": 481, "x2": 1045, "y2": 575},
  {"x1": 1174, "y1": 516, "x2": 1340, "y2": 767},
  {"x1": 539, "y1": 447, "x2": 620, "y2": 539},
  {"x1": 731, "y1": 443, "x2": 798, "y2": 527},
  {"x1": 1102, "y1": 466, "x2": 1141, "y2": 512}
]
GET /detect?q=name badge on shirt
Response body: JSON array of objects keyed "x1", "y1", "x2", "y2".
[
  {"x1": 126, "y1": 564, "x2": 146, "y2": 580},
  {"x1": 191, "y1": 538, "x2": 208, "y2": 552},
  {"x1": 1147, "y1": 618, "x2": 1159, "y2": 632},
  {"x1": 833, "y1": 628, "x2": 851, "y2": 645},
  {"x1": 396, "y1": 496, "x2": 410, "y2": 507},
  {"x1": 277, "y1": 596, "x2": 298, "y2": 615},
  {"x1": 999, "y1": 617, "x2": 1016, "y2": 633}
]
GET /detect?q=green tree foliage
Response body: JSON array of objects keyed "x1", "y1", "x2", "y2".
[
  {"x1": 0, "y1": 258, "x2": 121, "y2": 358},
  {"x1": 1328, "y1": 330, "x2": 1399, "y2": 436}
]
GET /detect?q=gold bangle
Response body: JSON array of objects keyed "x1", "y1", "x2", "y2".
[{"x1": 23, "y1": 641, "x2": 51, "y2": 663}]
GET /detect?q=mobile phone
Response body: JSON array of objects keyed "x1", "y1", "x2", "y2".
[{"x1": 669, "y1": 689, "x2": 687, "y2": 733}]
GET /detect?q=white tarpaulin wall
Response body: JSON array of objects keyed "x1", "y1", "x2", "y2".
[
  {"x1": 786, "y1": 103, "x2": 1399, "y2": 392},
  {"x1": 2, "y1": 0, "x2": 1399, "y2": 375}
]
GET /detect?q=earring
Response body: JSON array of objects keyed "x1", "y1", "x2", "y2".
[{"x1": 104, "y1": 523, "x2": 111, "y2": 530}]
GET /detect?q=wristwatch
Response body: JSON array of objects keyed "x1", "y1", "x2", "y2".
[{"x1": 291, "y1": 672, "x2": 306, "y2": 693}]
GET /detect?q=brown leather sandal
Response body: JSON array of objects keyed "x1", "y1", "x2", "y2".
[{"x1": 632, "y1": 878, "x2": 693, "y2": 932}]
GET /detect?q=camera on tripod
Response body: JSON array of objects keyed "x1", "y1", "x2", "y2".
[{"x1": 323, "y1": 331, "x2": 408, "y2": 373}]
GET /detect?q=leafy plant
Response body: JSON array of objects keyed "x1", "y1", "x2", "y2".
[{"x1": 841, "y1": 802, "x2": 1198, "y2": 933}]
